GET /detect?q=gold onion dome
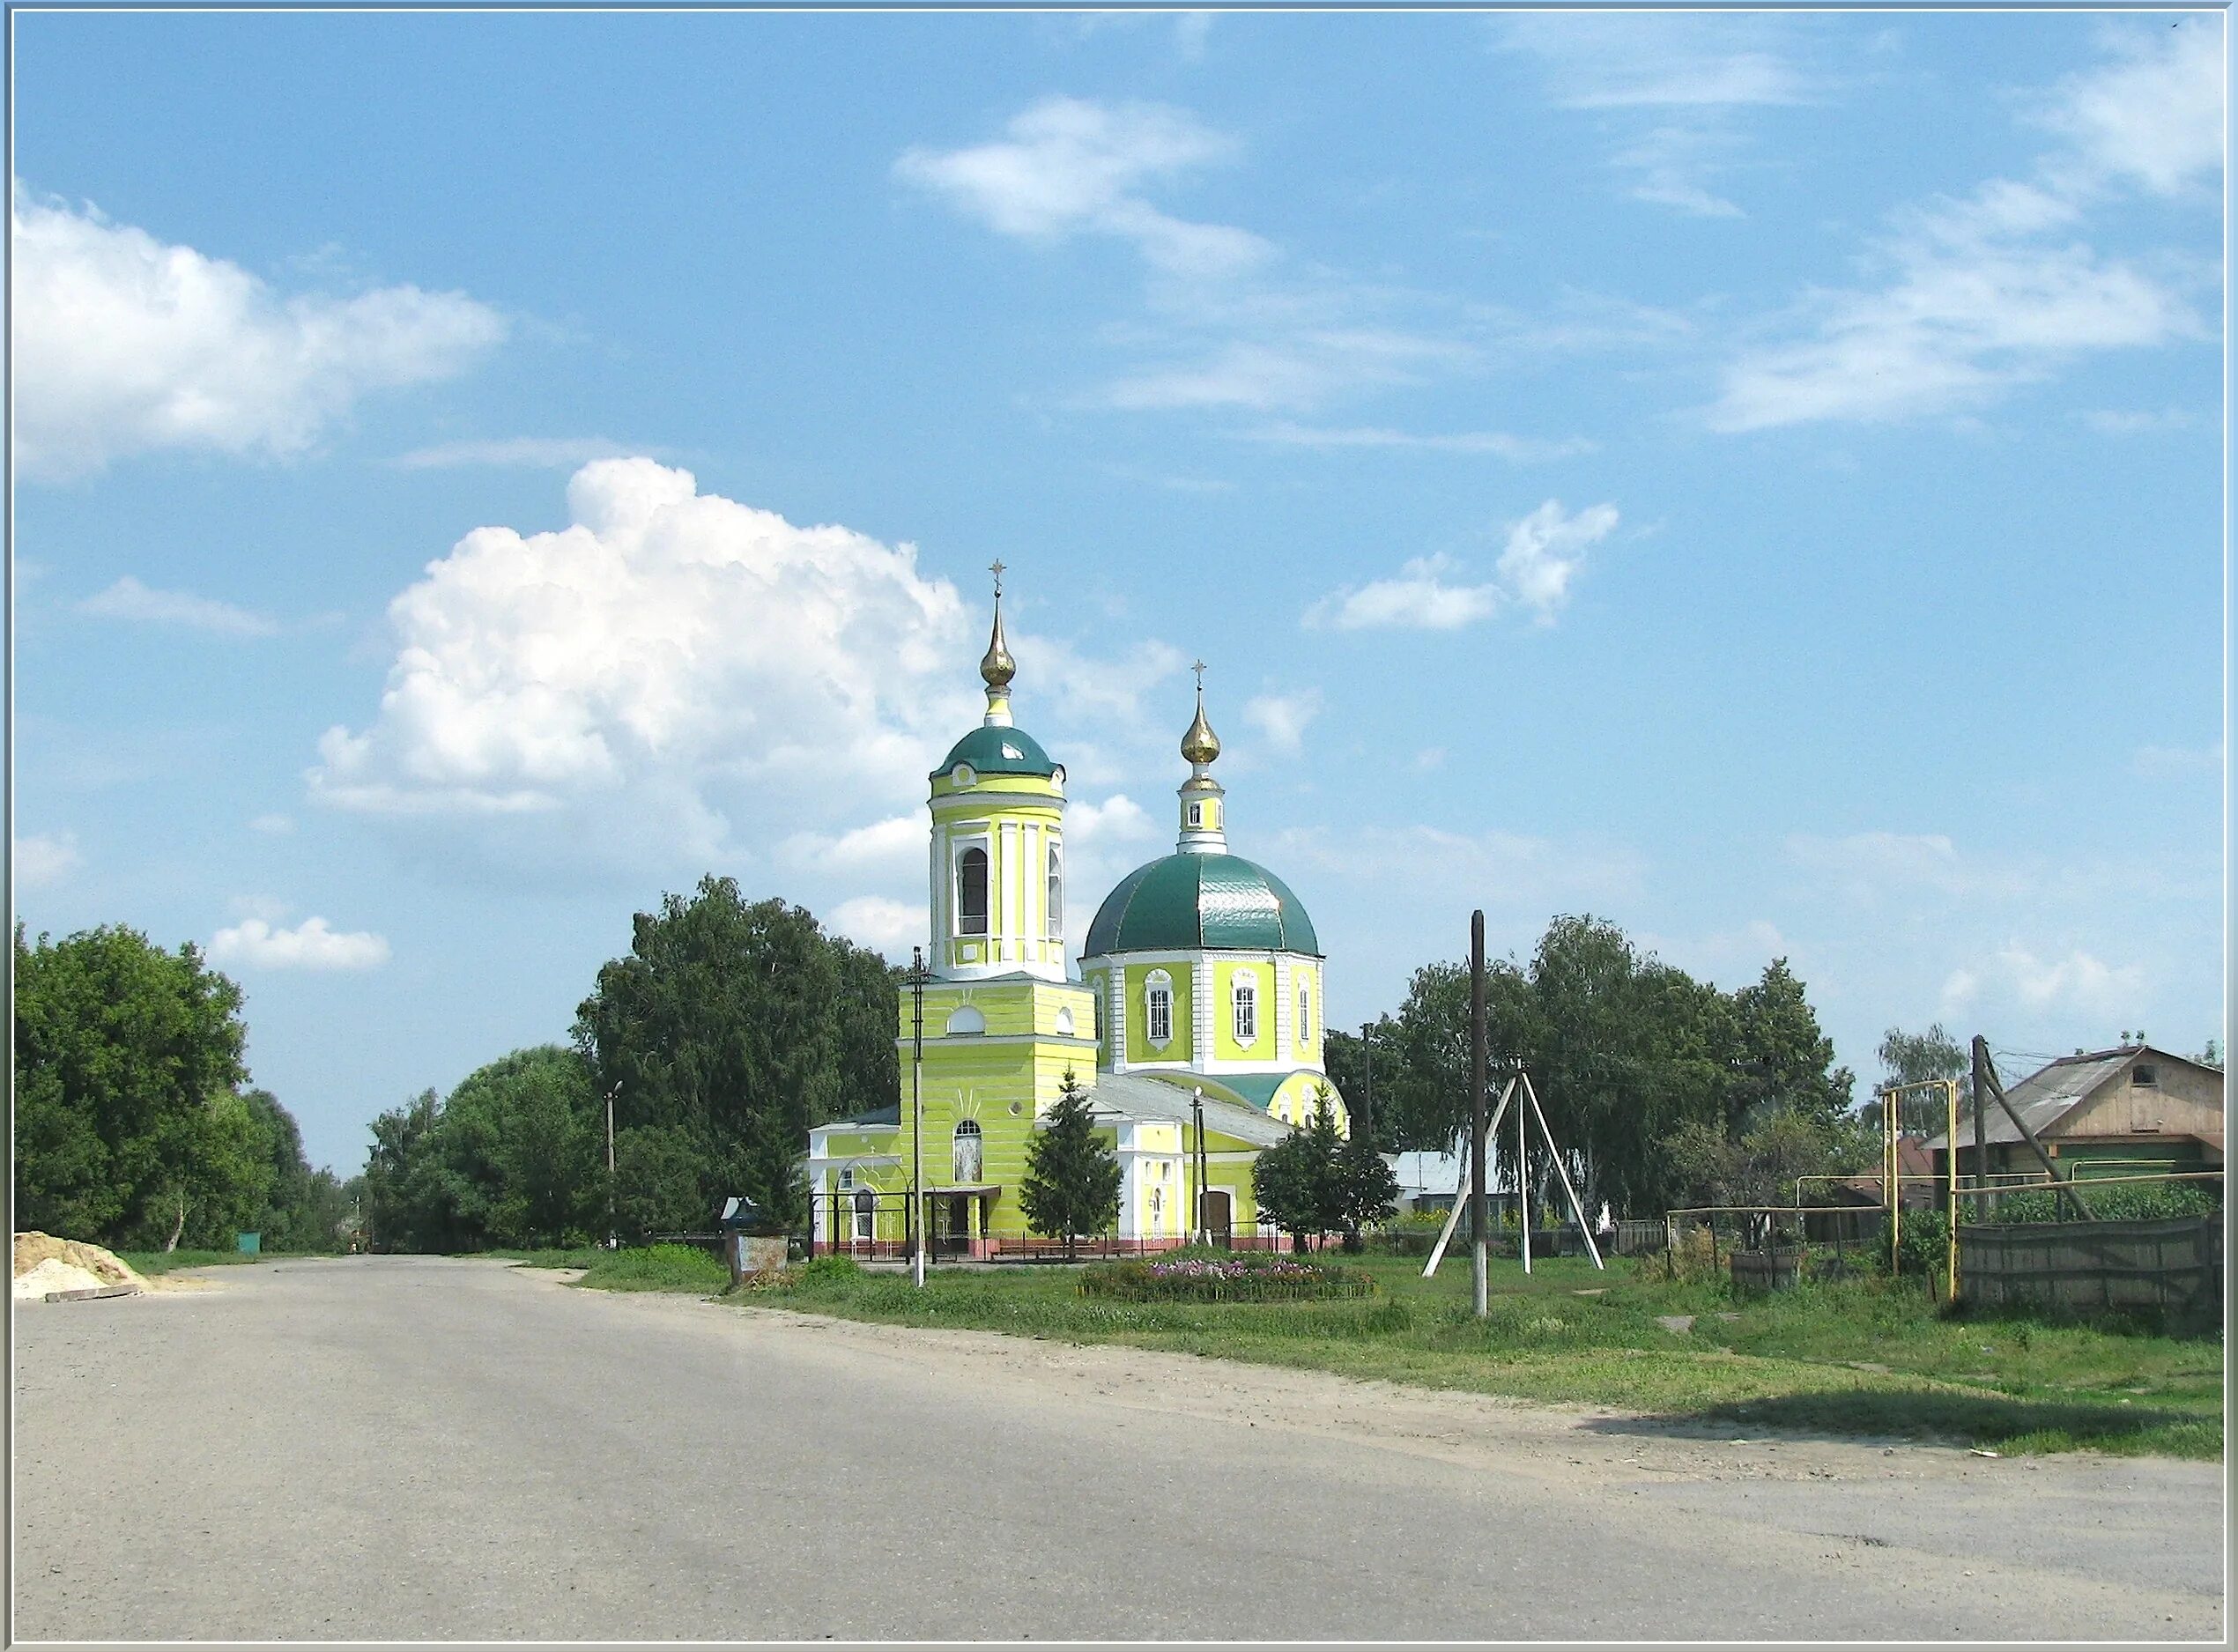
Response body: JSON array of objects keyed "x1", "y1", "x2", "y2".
[
  {"x1": 1182, "y1": 679, "x2": 1220, "y2": 765},
  {"x1": 980, "y1": 591, "x2": 1016, "y2": 691}
]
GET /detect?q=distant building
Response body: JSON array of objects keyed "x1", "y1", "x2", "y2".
[{"x1": 1923, "y1": 1044, "x2": 2224, "y2": 1186}]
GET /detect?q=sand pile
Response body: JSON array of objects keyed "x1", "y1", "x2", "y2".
[
  {"x1": 14, "y1": 1257, "x2": 108, "y2": 1299},
  {"x1": 13, "y1": 1232, "x2": 145, "y2": 1298}
]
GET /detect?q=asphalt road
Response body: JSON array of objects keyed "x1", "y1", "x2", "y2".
[{"x1": 11, "y1": 1256, "x2": 2225, "y2": 1641}]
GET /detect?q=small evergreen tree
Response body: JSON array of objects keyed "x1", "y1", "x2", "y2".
[{"x1": 1019, "y1": 1069, "x2": 1120, "y2": 1261}]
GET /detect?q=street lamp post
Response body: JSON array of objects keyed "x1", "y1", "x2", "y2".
[
  {"x1": 910, "y1": 946, "x2": 927, "y2": 1289},
  {"x1": 605, "y1": 1080, "x2": 621, "y2": 1250},
  {"x1": 1360, "y1": 1021, "x2": 1374, "y2": 1149},
  {"x1": 1191, "y1": 1085, "x2": 1207, "y2": 1245}
]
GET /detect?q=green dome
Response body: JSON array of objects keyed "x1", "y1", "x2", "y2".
[
  {"x1": 1085, "y1": 853, "x2": 1320, "y2": 958},
  {"x1": 934, "y1": 724, "x2": 1057, "y2": 779}
]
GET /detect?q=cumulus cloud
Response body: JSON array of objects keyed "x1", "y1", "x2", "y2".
[
  {"x1": 1497, "y1": 500, "x2": 1619, "y2": 622},
  {"x1": 309, "y1": 459, "x2": 987, "y2": 870},
  {"x1": 210, "y1": 915, "x2": 389, "y2": 971},
  {"x1": 1307, "y1": 500, "x2": 1619, "y2": 631},
  {"x1": 1243, "y1": 689, "x2": 1323, "y2": 754},
  {"x1": 1707, "y1": 27, "x2": 2218, "y2": 432},
  {"x1": 829, "y1": 895, "x2": 930, "y2": 959},
  {"x1": 897, "y1": 96, "x2": 1270, "y2": 279},
  {"x1": 77, "y1": 575, "x2": 281, "y2": 637},
  {"x1": 12, "y1": 189, "x2": 505, "y2": 481},
  {"x1": 1068, "y1": 793, "x2": 1155, "y2": 848},
  {"x1": 777, "y1": 813, "x2": 923, "y2": 875},
  {"x1": 12, "y1": 832, "x2": 81, "y2": 889},
  {"x1": 1982, "y1": 942, "x2": 2145, "y2": 1017},
  {"x1": 1306, "y1": 554, "x2": 1501, "y2": 632}
]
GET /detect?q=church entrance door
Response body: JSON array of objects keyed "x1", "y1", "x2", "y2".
[
  {"x1": 1200, "y1": 1189, "x2": 1233, "y2": 1248},
  {"x1": 937, "y1": 1195, "x2": 972, "y2": 1258}
]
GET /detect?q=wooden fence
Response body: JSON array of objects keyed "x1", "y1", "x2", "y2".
[{"x1": 1957, "y1": 1212, "x2": 2222, "y2": 1318}]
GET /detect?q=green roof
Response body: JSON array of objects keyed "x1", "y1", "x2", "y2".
[
  {"x1": 1084, "y1": 853, "x2": 1320, "y2": 957},
  {"x1": 934, "y1": 724, "x2": 1057, "y2": 779}
]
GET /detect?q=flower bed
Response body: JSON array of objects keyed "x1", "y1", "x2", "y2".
[{"x1": 1078, "y1": 1254, "x2": 1376, "y2": 1302}]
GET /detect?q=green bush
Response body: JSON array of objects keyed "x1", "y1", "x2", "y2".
[
  {"x1": 576, "y1": 1241, "x2": 728, "y2": 1293},
  {"x1": 1986, "y1": 1182, "x2": 2219, "y2": 1225},
  {"x1": 788, "y1": 1254, "x2": 866, "y2": 1287}
]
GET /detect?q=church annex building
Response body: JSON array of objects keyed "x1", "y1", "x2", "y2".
[{"x1": 807, "y1": 577, "x2": 1350, "y2": 1256}]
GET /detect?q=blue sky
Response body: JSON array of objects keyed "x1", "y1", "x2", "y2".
[{"x1": 11, "y1": 9, "x2": 2225, "y2": 1174}]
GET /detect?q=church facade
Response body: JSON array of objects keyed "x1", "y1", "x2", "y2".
[{"x1": 806, "y1": 577, "x2": 1347, "y2": 1256}]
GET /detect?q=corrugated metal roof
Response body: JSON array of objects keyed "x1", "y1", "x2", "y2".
[
  {"x1": 1921, "y1": 1050, "x2": 2130, "y2": 1150},
  {"x1": 1087, "y1": 1070, "x2": 1294, "y2": 1148}
]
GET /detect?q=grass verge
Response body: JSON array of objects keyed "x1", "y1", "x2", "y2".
[
  {"x1": 741, "y1": 1253, "x2": 2221, "y2": 1460},
  {"x1": 117, "y1": 1248, "x2": 300, "y2": 1275},
  {"x1": 574, "y1": 1242, "x2": 730, "y2": 1293}
]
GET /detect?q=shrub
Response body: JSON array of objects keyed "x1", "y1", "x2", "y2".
[
  {"x1": 1078, "y1": 1255, "x2": 1375, "y2": 1302},
  {"x1": 576, "y1": 1241, "x2": 728, "y2": 1293},
  {"x1": 788, "y1": 1254, "x2": 866, "y2": 1288},
  {"x1": 1986, "y1": 1182, "x2": 2219, "y2": 1225}
]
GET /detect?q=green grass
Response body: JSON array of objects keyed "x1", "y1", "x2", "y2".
[
  {"x1": 482, "y1": 1246, "x2": 611, "y2": 1270},
  {"x1": 742, "y1": 1252, "x2": 2223, "y2": 1460},
  {"x1": 574, "y1": 1242, "x2": 730, "y2": 1293},
  {"x1": 117, "y1": 1248, "x2": 302, "y2": 1274}
]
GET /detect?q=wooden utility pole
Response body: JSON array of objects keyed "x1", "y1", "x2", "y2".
[
  {"x1": 1971, "y1": 1035, "x2": 2093, "y2": 1219},
  {"x1": 1470, "y1": 909, "x2": 1488, "y2": 1318},
  {"x1": 1970, "y1": 1037, "x2": 1990, "y2": 1211}
]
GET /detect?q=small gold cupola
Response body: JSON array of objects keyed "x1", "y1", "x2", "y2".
[
  {"x1": 1177, "y1": 661, "x2": 1227, "y2": 854},
  {"x1": 981, "y1": 559, "x2": 1016, "y2": 727}
]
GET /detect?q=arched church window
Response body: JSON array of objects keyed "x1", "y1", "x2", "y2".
[
  {"x1": 1093, "y1": 991, "x2": 1105, "y2": 1045},
  {"x1": 945, "y1": 1004, "x2": 986, "y2": 1036},
  {"x1": 1146, "y1": 971, "x2": 1173, "y2": 1048},
  {"x1": 952, "y1": 1118, "x2": 982, "y2": 1183},
  {"x1": 1298, "y1": 984, "x2": 1311, "y2": 1046},
  {"x1": 957, "y1": 847, "x2": 989, "y2": 936},
  {"x1": 1234, "y1": 978, "x2": 1257, "y2": 1046},
  {"x1": 1046, "y1": 845, "x2": 1063, "y2": 939}
]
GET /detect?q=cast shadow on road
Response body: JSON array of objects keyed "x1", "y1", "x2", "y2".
[{"x1": 1569, "y1": 1389, "x2": 2216, "y2": 1456}]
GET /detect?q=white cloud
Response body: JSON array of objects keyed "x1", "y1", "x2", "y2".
[
  {"x1": 1234, "y1": 423, "x2": 1597, "y2": 462},
  {"x1": 210, "y1": 915, "x2": 389, "y2": 972},
  {"x1": 1307, "y1": 499, "x2": 1619, "y2": 631},
  {"x1": 12, "y1": 189, "x2": 505, "y2": 481},
  {"x1": 777, "y1": 813, "x2": 923, "y2": 875},
  {"x1": 1497, "y1": 15, "x2": 1816, "y2": 218},
  {"x1": 1707, "y1": 29, "x2": 2217, "y2": 432},
  {"x1": 896, "y1": 97, "x2": 1270, "y2": 279},
  {"x1": 249, "y1": 813, "x2": 295, "y2": 835},
  {"x1": 1242, "y1": 689, "x2": 1323, "y2": 754},
  {"x1": 2130, "y1": 742, "x2": 2221, "y2": 779},
  {"x1": 1102, "y1": 330, "x2": 1467, "y2": 414},
  {"x1": 2031, "y1": 25, "x2": 2223, "y2": 197},
  {"x1": 12, "y1": 832, "x2": 81, "y2": 889},
  {"x1": 1497, "y1": 500, "x2": 1619, "y2": 623},
  {"x1": 1068, "y1": 793, "x2": 1155, "y2": 848},
  {"x1": 1788, "y1": 831, "x2": 1974, "y2": 897},
  {"x1": 2083, "y1": 407, "x2": 2194, "y2": 435},
  {"x1": 828, "y1": 895, "x2": 929, "y2": 959},
  {"x1": 394, "y1": 436, "x2": 632, "y2": 470},
  {"x1": 1306, "y1": 554, "x2": 1502, "y2": 632},
  {"x1": 77, "y1": 575, "x2": 281, "y2": 638},
  {"x1": 310, "y1": 458, "x2": 993, "y2": 870},
  {"x1": 1271, "y1": 822, "x2": 1645, "y2": 910},
  {"x1": 1985, "y1": 941, "x2": 2145, "y2": 1016}
]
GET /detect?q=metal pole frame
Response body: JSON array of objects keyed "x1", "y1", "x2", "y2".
[
  {"x1": 1945, "y1": 1078, "x2": 1960, "y2": 1303},
  {"x1": 1469, "y1": 910, "x2": 1488, "y2": 1317},
  {"x1": 605, "y1": 1079, "x2": 620, "y2": 1251},
  {"x1": 910, "y1": 947, "x2": 926, "y2": 1289}
]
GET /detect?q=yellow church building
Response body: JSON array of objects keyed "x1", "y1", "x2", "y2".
[{"x1": 806, "y1": 576, "x2": 1347, "y2": 1256}]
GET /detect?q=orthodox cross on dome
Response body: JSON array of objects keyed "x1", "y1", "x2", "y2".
[
  {"x1": 979, "y1": 560, "x2": 1017, "y2": 720},
  {"x1": 1191, "y1": 658, "x2": 1205, "y2": 691}
]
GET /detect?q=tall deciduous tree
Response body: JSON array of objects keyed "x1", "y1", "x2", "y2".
[
  {"x1": 573, "y1": 878, "x2": 899, "y2": 1229},
  {"x1": 12, "y1": 922, "x2": 270, "y2": 1248},
  {"x1": 1252, "y1": 1093, "x2": 1352, "y2": 1251},
  {"x1": 1019, "y1": 1070, "x2": 1120, "y2": 1260}
]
